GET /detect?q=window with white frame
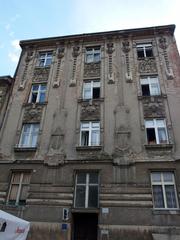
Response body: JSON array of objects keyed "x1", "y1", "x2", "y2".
[
  {"x1": 19, "y1": 123, "x2": 40, "y2": 148},
  {"x1": 80, "y1": 122, "x2": 100, "y2": 146},
  {"x1": 145, "y1": 119, "x2": 168, "y2": 144},
  {"x1": 140, "y1": 76, "x2": 160, "y2": 96},
  {"x1": 74, "y1": 172, "x2": 99, "y2": 208},
  {"x1": 151, "y1": 172, "x2": 178, "y2": 209},
  {"x1": 83, "y1": 80, "x2": 100, "y2": 100},
  {"x1": 85, "y1": 47, "x2": 101, "y2": 63},
  {"x1": 137, "y1": 43, "x2": 153, "y2": 58},
  {"x1": 38, "y1": 52, "x2": 52, "y2": 67},
  {"x1": 28, "y1": 84, "x2": 47, "y2": 103},
  {"x1": 7, "y1": 172, "x2": 31, "y2": 205}
]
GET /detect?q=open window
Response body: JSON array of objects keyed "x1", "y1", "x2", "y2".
[
  {"x1": 140, "y1": 76, "x2": 160, "y2": 96},
  {"x1": 83, "y1": 80, "x2": 100, "y2": 100},
  {"x1": 28, "y1": 84, "x2": 47, "y2": 103},
  {"x1": 80, "y1": 122, "x2": 100, "y2": 146},
  {"x1": 145, "y1": 119, "x2": 168, "y2": 144}
]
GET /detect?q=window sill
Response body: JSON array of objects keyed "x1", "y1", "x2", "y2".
[
  {"x1": 34, "y1": 66, "x2": 51, "y2": 69},
  {"x1": 76, "y1": 146, "x2": 102, "y2": 151},
  {"x1": 137, "y1": 57, "x2": 155, "y2": 60},
  {"x1": 144, "y1": 144, "x2": 173, "y2": 150},
  {"x1": 14, "y1": 146, "x2": 37, "y2": 152},
  {"x1": 71, "y1": 208, "x2": 99, "y2": 213},
  {"x1": 78, "y1": 98, "x2": 104, "y2": 103},
  {"x1": 23, "y1": 102, "x2": 48, "y2": 107},
  {"x1": 85, "y1": 61, "x2": 101, "y2": 65},
  {"x1": 152, "y1": 209, "x2": 180, "y2": 215},
  {"x1": 138, "y1": 94, "x2": 167, "y2": 100},
  {"x1": 0, "y1": 203, "x2": 26, "y2": 211}
]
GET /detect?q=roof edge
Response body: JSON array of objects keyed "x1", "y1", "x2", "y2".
[{"x1": 20, "y1": 24, "x2": 175, "y2": 48}]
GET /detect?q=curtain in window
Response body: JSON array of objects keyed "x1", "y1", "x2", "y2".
[
  {"x1": 165, "y1": 185, "x2": 177, "y2": 208},
  {"x1": 153, "y1": 185, "x2": 164, "y2": 208},
  {"x1": 158, "y1": 128, "x2": 167, "y2": 143}
]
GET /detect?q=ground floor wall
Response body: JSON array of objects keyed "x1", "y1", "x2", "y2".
[{"x1": 0, "y1": 160, "x2": 180, "y2": 240}]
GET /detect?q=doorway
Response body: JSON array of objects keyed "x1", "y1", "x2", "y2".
[{"x1": 73, "y1": 213, "x2": 98, "y2": 240}]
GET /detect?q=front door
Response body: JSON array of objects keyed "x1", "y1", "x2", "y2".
[{"x1": 73, "y1": 213, "x2": 98, "y2": 240}]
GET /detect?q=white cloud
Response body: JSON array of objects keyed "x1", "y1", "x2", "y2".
[
  {"x1": 0, "y1": 42, "x2": 4, "y2": 49},
  {"x1": 8, "y1": 52, "x2": 19, "y2": 63},
  {"x1": 11, "y1": 39, "x2": 20, "y2": 51},
  {"x1": 5, "y1": 23, "x2": 10, "y2": 31},
  {"x1": 8, "y1": 39, "x2": 21, "y2": 63}
]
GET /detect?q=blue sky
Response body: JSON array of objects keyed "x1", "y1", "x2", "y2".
[{"x1": 0, "y1": 0, "x2": 180, "y2": 76}]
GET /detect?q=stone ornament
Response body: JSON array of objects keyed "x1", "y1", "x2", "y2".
[
  {"x1": 122, "y1": 40, "x2": 130, "y2": 53},
  {"x1": 106, "y1": 43, "x2": 114, "y2": 54},
  {"x1": 33, "y1": 67, "x2": 50, "y2": 82},
  {"x1": 57, "y1": 46, "x2": 65, "y2": 59},
  {"x1": 138, "y1": 58, "x2": 157, "y2": 73},
  {"x1": 81, "y1": 102, "x2": 100, "y2": 120},
  {"x1": 23, "y1": 105, "x2": 43, "y2": 122},
  {"x1": 158, "y1": 36, "x2": 167, "y2": 49}
]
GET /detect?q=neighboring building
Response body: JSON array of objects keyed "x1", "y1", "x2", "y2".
[{"x1": 0, "y1": 24, "x2": 180, "y2": 240}]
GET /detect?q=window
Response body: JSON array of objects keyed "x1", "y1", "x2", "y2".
[
  {"x1": 19, "y1": 123, "x2": 40, "y2": 148},
  {"x1": 145, "y1": 119, "x2": 168, "y2": 144},
  {"x1": 137, "y1": 43, "x2": 153, "y2": 58},
  {"x1": 74, "y1": 172, "x2": 99, "y2": 208},
  {"x1": 85, "y1": 47, "x2": 101, "y2": 63},
  {"x1": 80, "y1": 122, "x2": 100, "y2": 146},
  {"x1": 141, "y1": 76, "x2": 160, "y2": 96},
  {"x1": 8, "y1": 172, "x2": 31, "y2": 205},
  {"x1": 38, "y1": 52, "x2": 52, "y2": 67},
  {"x1": 28, "y1": 84, "x2": 47, "y2": 103},
  {"x1": 151, "y1": 172, "x2": 178, "y2": 209},
  {"x1": 83, "y1": 80, "x2": 100, "y2": 100}
]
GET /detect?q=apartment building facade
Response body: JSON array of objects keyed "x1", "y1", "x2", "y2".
[{"x1": 0, "y1": 24, "x2": 180, "y2": 240}]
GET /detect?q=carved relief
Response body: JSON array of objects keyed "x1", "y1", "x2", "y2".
[
  {"x1": 106, "y1": 43, "x2": 115, "y2": 83},
  {"x1": 84, "y1": 62, "x2": 101, "y2": 78},
  {"x1": 122, "y1": 40, "x2": 132, "y2": 82},
  {"x1": 25, "y1": 50, "x2": 34, "y2": 62},
  {"x1": 69, "y1": 45, "x2": 80, "y2": 87},
  {"x1": 47, "y1": 127, "x2": 65, "y2": 166},
  {"x1": 115, "y1": 126, "x2": 131, "y2": 151},
  {"x1": 106, "y1": 43, "x2": 114, "y2": 54},
  {"x1": 33, "y1": 67, "x2": 50, "y2": 82},
  {"x1": 23, "y1": 105, "x2": 43, "y2": 122},
  {"x1": 49, "y1": 127, "x2": 64, "y2": 151},
  {"x1": 0, "y1": 85, "x2": 8, "y2": 109},
  {"x1": 158, "y1": 36, "x2": 174, "y2": 79},
  {"x1": 142, "y1": 97, "x2": 165, "y2": 118},
  {"x1": 138, "y1": 58, "x2": 157, "y2": 73},
  {"x1": 81, "y1": 101, "x2": 100, "y2": 120},
  {"x1": 159, "y1": 36, "x2": 167, "y2": 50},
  {"x1": 72, "y1": 45, "x2": 80, "y2": 58},
  {"x1": 122, "y1": 40, "x2": 130, "y2": 53},
  {"x1": 53, "y1": 46, "x2": 65, "y2": 88},
  {"x1": 19, "y1": 61, "x2": 29, "y2": 90},
  {"x1": 57, "y1": 46, "x2": 65, "y2": 59}
]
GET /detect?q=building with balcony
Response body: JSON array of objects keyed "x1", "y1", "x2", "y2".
[{"x1": 0, "y1": 24, "x2": 180, "y2": 240}]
